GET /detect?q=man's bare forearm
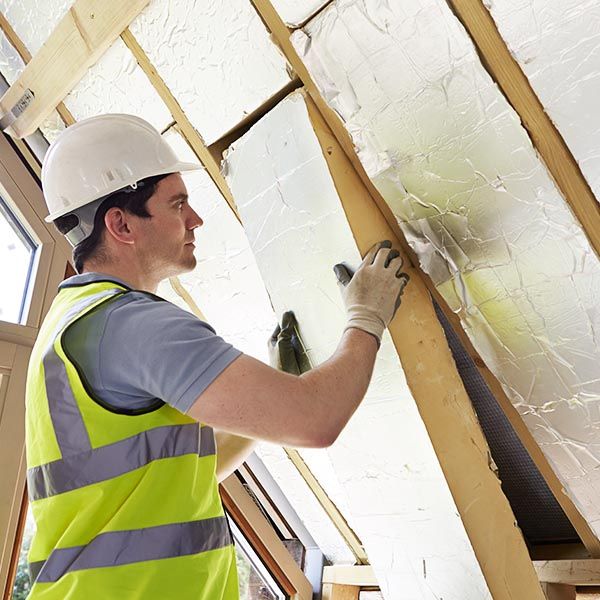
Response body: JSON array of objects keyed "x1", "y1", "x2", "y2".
[
  {"x1": 297, "y1": 327, "x2": 378, "y2": 446},
  {"x1": 215, "y1": 431, "x2": 257, "y2": 482}
]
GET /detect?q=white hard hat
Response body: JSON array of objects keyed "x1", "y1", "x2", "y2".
[{"x1": 42, "y1": 113, "x2": 202, "y2": 224}]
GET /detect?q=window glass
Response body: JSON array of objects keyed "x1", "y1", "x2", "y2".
[
  {"x1": 0, "y1": 197, "x2": 36, "y2": 324},
  {"x1": 230, "y1": 518, "x2": 287, "y2": 600},
  {"x1": 11, "y1": 504, "x2": 34, "y2": 600}
]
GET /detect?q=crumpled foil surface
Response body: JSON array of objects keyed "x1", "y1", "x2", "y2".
[{"x1": 294, "y1": 0, "x2": 600, "y2": 536}]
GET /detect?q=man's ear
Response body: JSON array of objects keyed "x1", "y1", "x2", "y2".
[{"x1": 104, "y1": 207, "x2": 135, "y2": 245}]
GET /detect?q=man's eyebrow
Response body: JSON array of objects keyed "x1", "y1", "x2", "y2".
[{"x1": 169, "y1": 193, "x2": 188, "y2": 203}]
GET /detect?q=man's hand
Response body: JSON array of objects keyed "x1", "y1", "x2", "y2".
[
  {"x1": 334, "y1": 240, "x2": 409, "y2": 344},
  {"x1": 268, "y1": 311, "x2": 311, "y2": 375}
]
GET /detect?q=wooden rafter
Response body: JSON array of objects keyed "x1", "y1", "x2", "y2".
[
  {"x1": 249, "y1": 0, "x2": 600, "y2": 557},
  {"x1": 0, "y1": 11, "x2": 75, "y2": 129},
  {"x1": 120, "y1": 28, "x2": 241, "y2": 222},
  {"x1": 447, "y1": 0, "x2": 600, "y2": 259},
  {"x1": 283, "y1": 449, "x2": 368, "y2": 564},
  {"x1": 0, "y1": 0, "x2": 149, "y2": 138},
  {"x1": 303, "y1": 91, "x2": 544, "y2": 599}
]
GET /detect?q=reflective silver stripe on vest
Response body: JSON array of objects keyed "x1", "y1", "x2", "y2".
[
  {"x1": 30, "y1": 515, "x2": 232, "y2": 584},
  {"x1": 44, "y1": 289, "x2": 122, "y2": 457},
  {"x1": 28, "y1": 423, "x2": 215, "y2": 501},
  {"x1": 200, "y1": 424, "x2": 216, "y2": 457}
]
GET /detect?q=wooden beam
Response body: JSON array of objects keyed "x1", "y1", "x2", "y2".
[
  {"x1": 446, "y1": 0, "x2": 600, "y2": 260},
  {"x1": 535, "y1": 560, "x2": 600, "y2": 587},
  {"x1": 302, "y1": 90, "x2": 544, "y2": 600},
  {"x1": 249, "y1": 0, "x2": 600, "y2": 558},
  {"x1": 322, "y1": 583, "x2": 359, "y2": 600},
  {"x1": 0, "y1": 11, "x2": 75, "y2": 129},
  {"x1": 322, "y1": 565, "x2": 377, "y2": 587},
  {"x1": 284, "y1": 448, "x2": 368, "y2": 565},
  {"x1": 207, "y1": 77, "x2": 302, "y2": 167},
  {"x1": 120, "y1": 28, "x2": 241, "y2": 223},
  {"x1": 541, "y1": 583, "x2": 576, "y2": 600},
  {"x1": 0, "y1": 0, "x2": 148, "y2": 138}
]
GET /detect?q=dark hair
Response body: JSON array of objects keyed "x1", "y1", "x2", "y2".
[{"x1": 54, "y1": 174, "x2": 170, "y2": 273}]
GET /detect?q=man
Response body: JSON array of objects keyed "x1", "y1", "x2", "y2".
[{"x1": 25, "y1": 114, "x2": 408, "y2": 599}]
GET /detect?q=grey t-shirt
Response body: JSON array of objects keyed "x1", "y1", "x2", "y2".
[{"x1": 60, "y1": 273, "x2": 242, "y2": 414}]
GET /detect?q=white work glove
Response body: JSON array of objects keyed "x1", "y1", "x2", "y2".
[{"x1": 334, "y1": 240, "x2": 409, "y2": 344}]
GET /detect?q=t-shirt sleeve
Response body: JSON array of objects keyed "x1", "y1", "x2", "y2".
[{"x1": 96, "y1": 293, "x2": 242, "y2": 413}]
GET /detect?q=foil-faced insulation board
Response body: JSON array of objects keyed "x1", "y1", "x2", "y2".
[
  {"x1": 484, "y1": 0, "x2": 600, "y2": 199},
  {"x1": 129, "y1": 0, "x2": 292, "y2": 144},
  {"x1": 158, "y1": 129, "x2": 355, "y2": 565},
  {"x1": 225, "y1": 92, "x2": 491, "y2": 599},
  {"x1": 293, "y1": 0, "x2": 600, "y2": 535},
  {"x1": 270, "y1": 0, "x2": 332, "y2": 27},
  {"x1": 0, "y1": 0, "x2": 172, "y2": 137}
]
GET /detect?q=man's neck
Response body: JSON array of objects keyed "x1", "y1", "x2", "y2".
[{"x1": 81, "y1": 263, "x2": 160, "y2": 294}]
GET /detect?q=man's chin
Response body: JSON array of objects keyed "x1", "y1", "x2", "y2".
[{"x1": 180, "y1": 256, "x2": 197, "y2": 273}]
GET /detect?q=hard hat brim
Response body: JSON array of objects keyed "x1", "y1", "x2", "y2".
[{"x1": 44, "y1": 161, "x2": 203, "y2": 223}]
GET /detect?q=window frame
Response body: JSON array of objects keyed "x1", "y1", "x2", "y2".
[
  {"x1": 220, "y1": 475, "x2": 313, "y2": 600},
  {"x1": 0, "y1": 131, "x2": 70, "y2": 599}
]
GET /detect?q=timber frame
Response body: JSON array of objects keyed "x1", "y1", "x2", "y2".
[{"x1": 0, "y1": 0, "x2": 599, "y2": 595}]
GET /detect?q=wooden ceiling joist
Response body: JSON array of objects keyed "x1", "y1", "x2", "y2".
[
  {"x1": 249, "y1": 0, "x2": 600, "y2": 558},
  {"x1": 0, "y1": 0, "x2": 149, "y2": 138}
]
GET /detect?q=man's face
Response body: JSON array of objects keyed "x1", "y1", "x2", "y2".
[{"x1": 135, "y1": 173, "x2": 203, "y2": 277}]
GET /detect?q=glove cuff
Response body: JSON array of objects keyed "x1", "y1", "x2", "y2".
[{"x1": 344, "y1": 305, "x2": 385, "y2": 345}]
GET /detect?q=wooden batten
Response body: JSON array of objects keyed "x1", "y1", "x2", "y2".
[
  {"x1": 120, "y1": 28, "x2": 241, "y2": 223},
  {"x1": 322, "y1": 565, "x2": 378, "y2": 587},
  {"x1": 0, "y1": 0, "x2": 149, "y2": 138},
  {"x1": 535, "y1": 560, "x2": 600, "y2": 586},
  {"x1": 283, "y1": 449, "x2": 368, "y2": 565},
  {"x1": 300, "y1": 90, "x2": 544, "y2": 600},
  {"x1": 0, "y1": 11, "x2": 75, "y2": 129},
  {"x1": 321, "y1": 583, "x2": 359, "y2": 600}
]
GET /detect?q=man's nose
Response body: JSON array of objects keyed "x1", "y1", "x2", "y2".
[{"x1": 188, "y1": 208, "x2": 203, "y2": 229}]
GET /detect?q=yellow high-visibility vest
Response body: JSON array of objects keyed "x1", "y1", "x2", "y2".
[{"x1": 25, "y1": 278, "x2": 239, "y2": 599}]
